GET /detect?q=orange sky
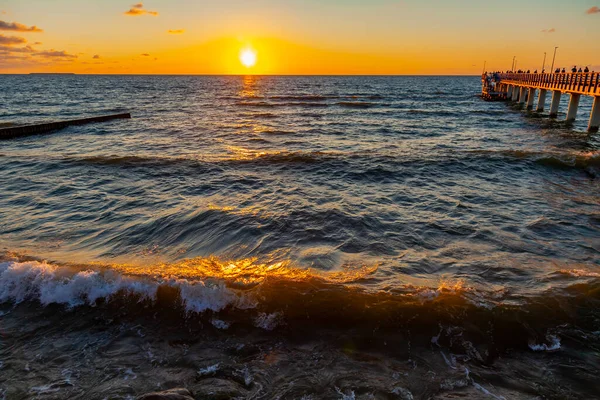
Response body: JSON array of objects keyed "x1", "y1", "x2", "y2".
[{"x1": 1, "y1": 0, "x2": 599, "y2": 75}]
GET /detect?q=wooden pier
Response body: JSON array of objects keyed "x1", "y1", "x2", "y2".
[
  {"x1": 485, "y1": 72, "x2": 600, "y2": 132},
  {"x1": 0, "y1": 113, "x2": 131, "y2": 140}
]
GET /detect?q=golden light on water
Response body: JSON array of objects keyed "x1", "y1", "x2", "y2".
[
  {"x1": 108, "y1": 256, "x2": 377, "y2": 286},
  {"x1": 240, "y1": 48, "x2": 257, "y2": 68}
]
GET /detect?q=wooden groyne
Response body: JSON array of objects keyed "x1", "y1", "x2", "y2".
[
  {"x1": 0, "y1": 113, "x2": 131, "y2": 140},
  {"x1": 482, "y1": 72, "x2": 600, "y2": 132}
]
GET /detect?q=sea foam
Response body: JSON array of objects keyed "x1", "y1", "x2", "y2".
[{"x1": 0, "y1": 260, "x2": 252, "y2": 313}]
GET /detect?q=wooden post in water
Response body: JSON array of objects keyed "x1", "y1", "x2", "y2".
[{"x1": 0, "y1": 113, "x2": 131, "y2": 140}]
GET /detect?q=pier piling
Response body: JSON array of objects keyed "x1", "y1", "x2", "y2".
[
  {"x1": 589, "y1": 97, "x2": 600, "y2": 132},
  {"x1": 526, "y1": 88, "x2": 536, "y2": 110},
  {"x1": 536, "y1": 89, "x2": 547, "y2": 112},
  {"x1": 518, "y1": 87, "x2": 527, "y2": 105},
  {"x1": 549, "y1": 91, "x2": 562, "y2": 118},
  {"x1": 566, "y1": 94, "x2": 581, "y2": 122}
]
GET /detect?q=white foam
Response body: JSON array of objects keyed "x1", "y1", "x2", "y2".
[
  {"x1": 335, "y1": 387, "x2": 356, "y2": 400},
  {"x1": 253, "y1": 312, "x2": 281, "y2": 330},
  {"x1": 211, "y1": 319, "x2": 230, "y2": 330},
  {"x1": 528, "y1": 335, "x2": 561, "y2": 352},
  {"x1": 0, "y1": 260, "x2": 256, "y2": 314},
  {"x1": 198, "y1": 363, "x2": 220, "y2": 376}
]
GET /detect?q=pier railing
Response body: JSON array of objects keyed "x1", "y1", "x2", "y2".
[{"x1": 499, "y1": 72, "x2": 600, "y2": 96}]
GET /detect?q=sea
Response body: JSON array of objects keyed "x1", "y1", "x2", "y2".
[{"x1": 0, "y1": 75, "x2": 599, "y2": 399}]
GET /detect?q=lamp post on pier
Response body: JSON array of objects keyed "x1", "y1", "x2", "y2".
[
  {"x1": 542, "y1": 52, "x2": 546, "y2": 72},
  {"x1": 511, "y1": 56, "x2": 516, "y2": 71},
  {"x1": 550, "y1": 46, "x2": 558, "y2": 72}
]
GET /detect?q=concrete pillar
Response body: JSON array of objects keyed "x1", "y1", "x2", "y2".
[
  {"x1": 511, "y1": 86, "x2": 519, "y2": 101},
  {"x1": 588, "y1": 97, "x2": 600, "y2": 132},
  {"x1": 526, "y1": 88, "x2": 536, "y2": 110},
  {"x1": 506, "y1": 84, "x2": 512, "y2": 98},
  {"x1": 549, "y1": 90, "x2": 562, "y2": 118},
  {"x1": 566, "y1": 94, "x2": 581, "y2": 122},
  {"x1": 537, "y1": 89, "x2": 547, "y2": 112},
  {"x1": 518, "y1": 87, "x2": 527, "y2": 104}
]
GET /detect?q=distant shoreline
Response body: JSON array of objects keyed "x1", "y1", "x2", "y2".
[{"x1": 29, "y1": 73, "x2": 76, "y2": 75}]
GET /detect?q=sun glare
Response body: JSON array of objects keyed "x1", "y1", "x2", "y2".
[{"x1": 240, "y1": 48, "x2": 257, "y2": 68}]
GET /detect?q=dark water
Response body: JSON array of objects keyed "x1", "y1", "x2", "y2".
[{"x1": 0, "y1": 75, "x2": 599, "y2": 399}]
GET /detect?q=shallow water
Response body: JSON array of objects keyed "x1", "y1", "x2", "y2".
[{"x1": 0, "y1": 75, "x2": 599, "y2": 399}]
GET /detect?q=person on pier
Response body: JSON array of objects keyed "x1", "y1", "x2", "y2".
[
  {"x1": 571, "y1": 66, "x2": 577, "y2": 73},
  {"x1": 584, "y1": 66, "x2": 589, "y2": 73},
  {"x1": 562, "y1": 68, "x2": 566, "y2": 73}
]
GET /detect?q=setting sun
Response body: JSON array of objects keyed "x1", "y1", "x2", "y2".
[{"x1": 240, "y1": 48, "x2": 257, "y2": 68}]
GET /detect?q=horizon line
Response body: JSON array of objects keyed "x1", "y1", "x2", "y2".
[{"x1": 0, "y1": 73, "x2": 482, "y2": 77}]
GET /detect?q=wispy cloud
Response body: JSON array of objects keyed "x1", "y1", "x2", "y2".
[
  {"x1": 93, "y1": 54, "x2": 100, "y2": 59},
  {"x1": 0, "y1": 20, "x2": 43, "y2": 32},
  {"x1": 34, "y1": 49, "x2": 77, "y2": 59},
  {"x1": 168, "y1": 29, "x2": 185, "y2": 34},
  {"x1": 541, "y1": 28, "x2": 556, "y2": 33},
  {"x1": 0, "y1": 44, "x2": 34, "y2": 53},
  {"x1": 124, "y1": 3, "x2": 158, "y2": 16},
  {"x1": 586, "y1": 6, "x2": 600, "y2": 14},
  {"x1": 141, "y1": 53, "x2": 150, "y2": 56},
  {"x1": 0, "y1": 34, "x2": 26, "y2": 45}
]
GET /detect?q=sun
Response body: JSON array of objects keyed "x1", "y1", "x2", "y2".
[{"x1": 240, "y1": 48, "x2": 257, "y2": 68}]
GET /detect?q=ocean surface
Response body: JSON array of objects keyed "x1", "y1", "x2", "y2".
[{"x1": 0, "y1": 75, "x2": 599, "y2": 399}]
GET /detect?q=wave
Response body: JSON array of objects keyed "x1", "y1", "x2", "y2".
[
  {"x1": 226, "y1": 150, "x2": 342, "y2": 165},
  {"x1": 337, "y1": 102, "x2": 375, "y2": 109},
  {"x1": 270, "y1": 95, "x2": 329, "y2": 101},
  {"x1": 244, "y1": 112, "x2": 278, "y2": 119},
  {"x1": 2, "y1": 256, "x2": 599, "y2": 344},
  {"x1": 468, "y1": 149, "x2": 600, "y2": 170}
]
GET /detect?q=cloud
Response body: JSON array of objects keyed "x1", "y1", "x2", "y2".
[
  {"x1": 168, "y1": 29, "x2": 185, "y2": 34},
  {"x1": 141, "y1": 53, "x2": 150, "y2": 56},
  {"x1": 93, "y1": 54, "x2": 100, "y2": 59},
  {"x1": 0, "y1": 20, "x2": 43, "y2": 32},
  {"x1": 586, "y1": 6, "x2": 600, "y2": 14},
  {"x1": 0, "y1": 34, "x2": 26, "y2": 45},
  {"x1": 541, "y1": 28, "x2": 556, "y2": 33},
  {"x1": 34, "y1": 49, "x2": 77, "y2": 59},
  {"x1": 124, "y1": 3, "x2": 158, "y2": 16},
  {"x1": 33, "y1": 42, "x2": 42, "y2": 45},
  {"x1": 0, "y1": 44, "x2": 34, "y2": 53}
]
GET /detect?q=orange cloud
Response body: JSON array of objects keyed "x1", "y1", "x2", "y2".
[
  {"x1": 586, "y1": 6, "x2": 600, "y2": 14},
  {"x1": 541, "y1": 28, "x2": 556, "y2": 33},
  {"x1": 168, "y1": 29, "x2": 185, "y2": 34},
  {"x1": 0, "y1": 34, "x2": 25, "y2": 45},
  {"x1": 124, "y1": 3, "x2": 158, "y2": 16},
  {"x1": 93, "y1": 54, "x2": 100, "y2": 59},
  {"x1": 34, "y1": 49, "x2": 77, "y2": 59},
  {"x1": 0, "y1": 20, "x2": 43, "y2": 32},
  {"x1": 0, "y1": 44, "x2": 34, "y2": 53},
  {"x1": 141, "y1": 53, "x2": 150, "y2": 56}
]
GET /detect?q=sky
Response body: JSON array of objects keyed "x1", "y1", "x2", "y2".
[{"x1": 0, "y1": 0, "x2": 599, "y2": 74}]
